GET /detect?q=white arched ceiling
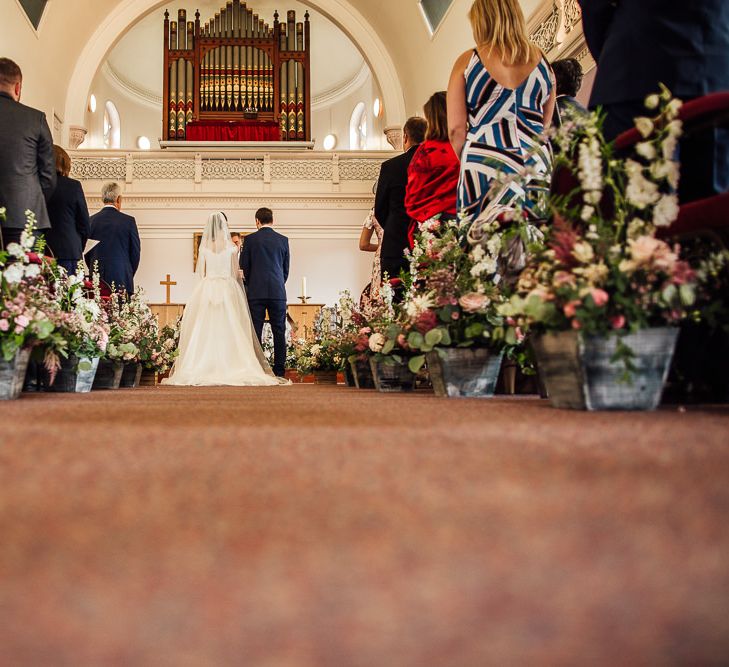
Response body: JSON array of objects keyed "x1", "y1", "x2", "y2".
[{"x1": 63, "y1": 0, "x2": 407, "y2": 142}]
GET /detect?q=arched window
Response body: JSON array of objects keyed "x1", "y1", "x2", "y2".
[
  {"x1": 349, "y1": 102, "x2": 367, "y2": 150},
  {"x1": 103, "y1": 101, "x2": 121, "y2": 149}
]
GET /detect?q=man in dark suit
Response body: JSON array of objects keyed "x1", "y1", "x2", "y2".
[
  {"x1": 85, "y1": 182, "x2": 141, "y2": 296},
  {"x1": 46, "y1": 145, "x2": 91, "y2": 275},
  {"x1": 0, "y1": 58, "x2": 56, "y2": 248},
  {"x1": 579, "y1": 0, "x2": 729, "y2": 201},
  {"x1": 375, "y1": 116, "x2": 427, "y2": 281},
  {"x1": 241, "y1": 207, "x2": 289, "y2": 377}
]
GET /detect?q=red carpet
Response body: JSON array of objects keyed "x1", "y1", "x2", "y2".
[{"x1": 1, "y1": 386, "x2": 728, "y2": 665}]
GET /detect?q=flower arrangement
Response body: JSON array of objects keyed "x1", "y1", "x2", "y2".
[
  {"x1": 45, "y1": 267, "x2": 110, "y2": 376},
  {"x1": 0, "y1": 212, "x2": 58, "y2": 362},
  {"x1": 500, "y1": 90, "x2": 697, "y2": 373},
  {"x1": 397, "y1": 213, "x2": 527, "y2": 373},
  {"x1": 102, "y1": 288, "x2": 158, "y2": 364},
  {"x1": 148, "y1": 319, "x2": 181, "y2": 374}
]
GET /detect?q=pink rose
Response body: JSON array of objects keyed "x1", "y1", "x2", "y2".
[
  {"x1": 15, "y1": 315, "x2": 30, "y2": 328},
  {"x1": 515, "y1": 326, "x2": 525, "y2": 342},
  {"x1": 563, "y1": 300, "x2": 582, "y2": 318},
  {"x1": 358, "y1": 327, "x2": 371, "y2": 335},
  {"x1": 589, "y1": 289, "x2": 609, "y2": 307},
  {"x1": 610, "y1": 315, "x2": 626, "y2": 330},
  {"x1": 458, "y1": 292, "x2": 489, "y2": 313},
  {"x1": 0, "y1": 319, "x2": 9, "y2": 332},
  {"x1": 571, "y1": 319, "x2": 582, "y2": 330},
  {"x1": 451, "y1": 311, "x2": 460, "y2": 320}
]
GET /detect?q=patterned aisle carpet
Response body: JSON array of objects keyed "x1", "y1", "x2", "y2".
[{"x1": 1, "y1": 386, "x2": 728, "y2": 666}]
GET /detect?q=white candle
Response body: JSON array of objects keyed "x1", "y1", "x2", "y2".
[{"x1": 302, "y1": 276, "x2": 307, "y2": 298}]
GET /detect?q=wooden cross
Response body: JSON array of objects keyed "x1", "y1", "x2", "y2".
[{"x1": 160, "y1": 274, "x2": 177, "y2": 304}]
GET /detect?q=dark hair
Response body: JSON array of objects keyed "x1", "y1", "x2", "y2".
[
  {"x1": 403, "y1": 116, "x2": 427, "y2": 145},
  {"x1": 0, "y1": 58, "x2": 22, "y2": 88},
  {"x1": 551, "y1": 58, "x2": 583, "y2": 98},
  {"x1": 54, "y1": 145, "x2": 71, "y2": 177},
  {"x1": 231, "y1": 232, "x2": 241, "y2": 238},
  {"x1": 255, "y1": 207, "x2": 273, "y2": 225},
  {"x1": 423, "y1": 92, "x2": 448, "y2": 142}
]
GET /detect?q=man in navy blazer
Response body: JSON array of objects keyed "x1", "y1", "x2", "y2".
[
  {"x1": 240, "y1": 207, "x2": 289, "y2": 377},
  {"x1": 85, "y1": 182, "x2": 141, "y2": 296},
  {"x1": 579, "y1": 0, "x2": 729, "y2": 200}
]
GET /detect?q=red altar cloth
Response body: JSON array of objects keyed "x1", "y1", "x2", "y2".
[{"x1": 185, "y1": 120, "x2": 281, "y2": 142}]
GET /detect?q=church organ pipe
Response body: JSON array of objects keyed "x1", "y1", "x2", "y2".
[
  {"x1": 164, "y1": 3, "x2": 311, "y2": 141},
  {"x1": 176, "y1": 58, "x2": 186, "y2": 138},
  {"x1": 178, "y1": 9, "x2": 186, "y2": 50}
]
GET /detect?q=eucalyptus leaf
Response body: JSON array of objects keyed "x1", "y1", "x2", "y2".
[{"x1": 408, "y1": 355, "x2": 426, "y2": 374}]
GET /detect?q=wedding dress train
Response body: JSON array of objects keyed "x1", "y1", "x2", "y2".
[{"x1": 164, "y1": 213, "x2": 288, "y2": 387}]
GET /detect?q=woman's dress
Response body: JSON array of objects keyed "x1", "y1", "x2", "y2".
[
  {"x1": 362, "y1": 208, "x2": 383, "y2": 301},
  {"x1": 457, "y1": 50, "x2": 554, "y2": 224},
  {"x1": 164, "y1": 246, "x2": 285, "y2": 386}
]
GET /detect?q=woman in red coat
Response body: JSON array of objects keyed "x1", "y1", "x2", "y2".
[{"x1": 404, "y1": 91, "x2": 460, "y2": 247}]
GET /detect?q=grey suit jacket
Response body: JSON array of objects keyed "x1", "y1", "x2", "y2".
[{"x1": 0, "y1": 92, "x2": 56, "y2": 230}]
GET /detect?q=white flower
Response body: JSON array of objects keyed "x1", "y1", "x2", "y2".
[
  {"x1": 310, "y1": 344, "x2": 322, "y2": 356},
  {"x1": 636, "y1": 142, "x2": 656, "y2": 160},
  {"x1": 405, "y1": 292, "x2": 435, "y2": 318},
  {"x1": 24, "y1": 263, "x2": 40, "y2": 278},
  {"x1": 368, "y1": 332, "x2": 385, "y2": 353},
  {"x1": 645, "y1": 94, "x2": 660, "y2": 110},
  {"x1": 666, "y1": 119, "x2": 682, "y2": 138},
  {"x1": 581, "y1": 206, "x2": 595, "y2": 222},
  {"x1": 650, "y1": 160, "x2": 680, "y2": 189},
  {"x1": 572, "y1": 241, "x2": 594, "y2": 264},
  {"x1": 634, "y1": 117, "x2": 654, "y2": 138},
  {"x1": 578, "y1": 137, "x2": 603, "y2": 202},
  {"x1": 486, "y1": 234, "x2": 502, "y2": 257},
  {"x1": 3, "y1": 263, "x2": 24, "y2": 284},
  {"x1": 667, "y1": 98, "x2": 683, "y2": 118},
  {"x1": 625, "y1": 160, "x2": 660, "y2": 209},
  {"x1": 5, "y1": 243, "x2": 23, "y2": 258},
  {"x1": 653, "y1": 194, "x2": 680, "y2": 227}
]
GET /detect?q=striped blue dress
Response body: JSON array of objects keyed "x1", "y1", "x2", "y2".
[{"x1": 457, "y1": 50, "x2": 553, "y2": 223}]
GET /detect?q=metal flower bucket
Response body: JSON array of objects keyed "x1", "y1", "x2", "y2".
[
  {"x1": 370, "y1": 358, "x2": 416, "y2": 393},
  {"x1": 120, "y1": 362, "x2": 143, "y2": 388},
  {"x1": 426, "y1": 347, "x2": 503, "y2": 398},
  {"x1": 533, "y1": 328, "x2": 679, "y2": 410},
  {"x1": 92, "y1": 359, "x2": 124, "y2": 390},
  {"x1": 0, "y1": 348, "x2": 32, "y2": 400},
  {"x1": 42, "y1": 356, "x2": 99, "y2": 393},
  {"x1": 350, "y1": 359, "x2": 375, "y2": 389}
]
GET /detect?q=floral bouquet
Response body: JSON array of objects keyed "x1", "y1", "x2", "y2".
[
  {"x1": 45, "y1": 266, "x2": 110, "y2": 378},
  {"x1": 398, "y1": 214, "x2": 525, "y2": 373},
  {"x1": 148, "y1": 319, "x2": 181, "y2": 374},
  {"x1": 0, "y1": 212, "x2": 60, "y2": 365},
  {"x1": 500, "y1": 88, "x2": 698, "y2": 374},
  {"x1": 103, "y1": 288, "x2": 158, "y2": 364}
]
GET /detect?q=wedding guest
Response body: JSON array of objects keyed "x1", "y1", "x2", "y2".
[
  {"x1": 375, "y1": 116, "x2": 427, "y2": 281},
  {"x1": 85, "y1": 182, "x2": 141, "y2": 296},
  {"x1": 551, "y1": 58, "x2": 588, "y2": 127},
  {"x1": 0, "y1": 58, "x2": 56, "y2": 249},
  {"x1": 579, "y1": 0, "x2": 729, "y2": 202},
  {"x1": 45, "y1": 145, "x2": 91, "y2": 274},
  {"x1": 447, "y1": 0, "x2": 555, "y2": 224},
  {"x1": 359, "y1": 183, "x2": 383, "y2": 306},
  {"x1": 405, "y1": 91, "x2": 460, "y2": 242}
]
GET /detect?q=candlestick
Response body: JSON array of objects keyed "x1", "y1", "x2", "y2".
[{"x1": 301, "y1": 276, "x2": 307, "y2": 299}]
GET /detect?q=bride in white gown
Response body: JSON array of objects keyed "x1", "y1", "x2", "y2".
[{"x1": 164, "y1": 212, "x2": 289, "y2": 387}]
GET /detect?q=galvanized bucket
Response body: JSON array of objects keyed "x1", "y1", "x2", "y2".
[
  {"x1": 426, "y1": 347, "x2": 503, "y2": 398},
  {"x1": 92, "y1": 359, "x2": 124, "y2": 390},
  {"x1": 370, "y1": 358, "x2": 416, "y2": 393},
  {"x1": 533, "y1": 328, "x2": 679, "y2": 411},
  {"x1": 0, "y1": 348, "x2": 32, "y2": 400},
  {"x1": 42, "y1": 356, "x2": 99, "y2": 393},
  {"x1": 119, "y1": 362, "x2": 143, "y2": 388},
  {"x1": 350, "y1": 359, "x2": 375, "y2": 389}
]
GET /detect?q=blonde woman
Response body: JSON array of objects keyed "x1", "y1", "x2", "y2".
[{"x1": 448, "y1": 0, "x2": 555, "y2": 224}]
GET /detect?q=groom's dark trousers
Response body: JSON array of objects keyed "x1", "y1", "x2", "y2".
[{"x1": 241, "y1": 226, "x2": 290, "y2": 377}]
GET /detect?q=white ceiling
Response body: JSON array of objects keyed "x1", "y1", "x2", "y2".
[{"x1": 106, "y1": 0, "x2": 367, "y2": 102}]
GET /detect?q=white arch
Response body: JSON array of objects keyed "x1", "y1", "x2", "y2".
[{"x1": 63, "y1": 0, "x2": 407, "y2": 145}]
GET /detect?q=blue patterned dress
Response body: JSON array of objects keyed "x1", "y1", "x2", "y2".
[{"x1": 457, "y1": 50, "x2": 554, "y2": 224}]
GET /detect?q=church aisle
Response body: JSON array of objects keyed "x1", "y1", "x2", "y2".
[{"x1": 1, "y1": 387, "x2": 728, "y2": 665}]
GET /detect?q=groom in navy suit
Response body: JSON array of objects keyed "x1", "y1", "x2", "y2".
[{"x1": 241, "y1": 207, "x2": 289, "y2": 377}]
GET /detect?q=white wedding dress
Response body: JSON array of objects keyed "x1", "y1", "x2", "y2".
[{"x1": 164, "y1": 213, "x2": 288, "y2": 387}]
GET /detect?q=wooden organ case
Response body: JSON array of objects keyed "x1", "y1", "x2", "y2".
[{"x1": 163, "y1": 1, "x2": 311, "y2": 142}]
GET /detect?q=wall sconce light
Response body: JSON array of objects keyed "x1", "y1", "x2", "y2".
[{"x1": 323, "y1": 133, "x2": 337, "y2": 151}]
